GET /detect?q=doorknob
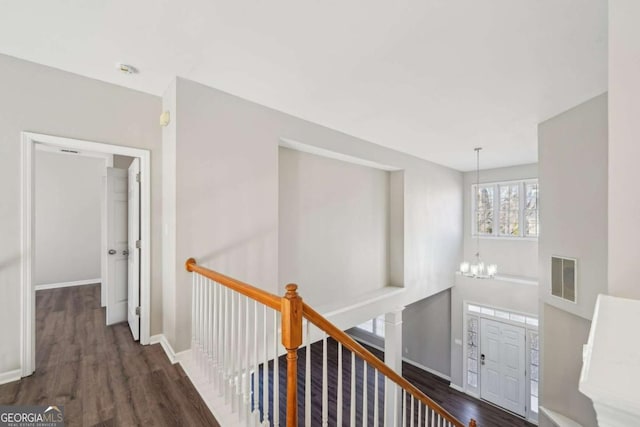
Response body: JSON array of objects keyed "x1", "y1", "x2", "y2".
[
  {"x1": 108, "y1": 249, "x2": 116, "y2": 255},
  {"x1": 481, "y1": 354, "x2": 485, "y2": 365},
  {"x1": 123, "y1": 249, "x2": 129, "y2": 256}
]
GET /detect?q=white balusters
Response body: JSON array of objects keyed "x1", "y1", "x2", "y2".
[
  {"x1": 218, "y1": 284, "x2": 225, "y2": 393},
  {"x1": 402, "y1": 390, "x2": 407, "y2": 427},
  {"x1": 224, "y1": 287, "x2": 230, "y2": 401},
  {"x1": 243, "y1": 296, "x2": 250, "y2": 418},
  {"x1": 189, "y1": 268, "x2": 464, "y2": 427},
  {"x1": 252, "y1": 300, "x2": 259, "y2": 421},
  {"x1": 262, "y1": 305, "x2": 269, "y2": 425},
  {"x1": 191, "y1": 273, "x2": 196, "y2": 353}
]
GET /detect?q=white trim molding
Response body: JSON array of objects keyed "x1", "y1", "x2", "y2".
[
  {"x1": 21, "y1": 132, "x2": 153, "y2": 378},
  {"x1": 35, "y1": 278, "x2": 101, "y2": 291},
  {"x1": 0, "y1": 369, "x2": 21, "y2": 386},
  {"x1": 149, "y1": 334, "x2": 185, "y2": 365}
]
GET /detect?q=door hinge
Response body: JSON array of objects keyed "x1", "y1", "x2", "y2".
[
  {"x1": 136, "y1": 240, "x2": 141, "y2": 249},
  {"x1": 135, "y1": 306, "x2": 141, "y2": 316},
  {"x1": 136, "y1": 172, "x2": 141, "y2": 183}
]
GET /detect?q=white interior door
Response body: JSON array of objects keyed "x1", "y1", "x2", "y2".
[
  {"x1": 105, "y1": 168, "x2": 128, "y2": 325},
  {"x1": 480, "y1": 318, "x2": 527, "y2": 417},
  {"x1": 127, "y1": 158, "x2": 141, "y2": 340}
]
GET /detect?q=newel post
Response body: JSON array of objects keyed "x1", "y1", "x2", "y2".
[
  {"x1": 281, "y1": 284, "x2": 303, "y2": 427},
  {"x1": 469, "y1": 419, "x2": 477, "y2": 427}
]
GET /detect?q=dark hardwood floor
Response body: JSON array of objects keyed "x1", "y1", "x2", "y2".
[
  {"x1": 0, "y1": 284, "x2": 220, "y2": 427},
  {"x1": 0, "y1": 284, "x2": 533, "y2": 426},
  {"x1": 259, "y1": 338, "x2": 535, "y2": 427}
]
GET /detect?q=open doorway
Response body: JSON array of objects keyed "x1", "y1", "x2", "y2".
[{"x1": 20, "y1": 132, "x2": 151, "y2": 377}]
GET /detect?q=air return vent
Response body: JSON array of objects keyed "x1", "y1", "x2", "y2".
[{"x1": 551, "y1": 256, "x2": 577, "y2": 303}]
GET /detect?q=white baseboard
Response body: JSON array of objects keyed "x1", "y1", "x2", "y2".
[
  {"x1": 449, "y1": 382, "x2": 466, "y2": 393},
  {"x1": 35, "y1": 278, "x2": 101, "y2": 291},
  {"x1": 149, "y1": 334, "x2": 180, "y2": 364},
  {"x1": 540, "y1": 407, "x2": 582, "y2": 427},
  {"x1": 0, "y1": 369, "x2": 21, "y2": 385}
]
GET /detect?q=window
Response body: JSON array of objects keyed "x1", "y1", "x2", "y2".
[
  {"x1": 529, "y1": 331, "x2": 539, "y2": 413},
  {"x1": 356, "y1": 315, "x2": 385, "y2": 338},
  {"x1": 473, "y1": 179, "x2": 538, "y2": 238}
]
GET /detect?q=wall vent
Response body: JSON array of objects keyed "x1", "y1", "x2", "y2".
[{"x1": 551, "y1": 256, "x2": 577, "y2": 302}]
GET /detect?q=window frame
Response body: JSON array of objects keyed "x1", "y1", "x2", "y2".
[
  {"x1": 471, "y1": 178, "x2": 538, "y2": 240},
  {"x1": 355, "y1": 314, "x2": 385, "y2": 338}
]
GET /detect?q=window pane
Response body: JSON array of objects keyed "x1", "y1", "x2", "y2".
[
  {"x1": 510, "y1": 313, "x2": 526, "y2": 323},
  {"x1": 467, "y1": 372, "x2": 478, "y2": 388},
  {"x1": 524, "y1": 182, "x2": 539, "y2": 237},
  {"x1": 499, "y1": 184, "x2": 520, "y2": 236},
  {"x1": 481, "y1": 307, "x2": 495, "y2": 316},
  {"x1": 468, "y1": 304, "x2": 481, "y2": 313},
  {"x1": 475, "y1": 186, "x2": 494, "y2": 234},
  {"x1": 358, "y1": 319, "x2": 374, "y2": 333}
]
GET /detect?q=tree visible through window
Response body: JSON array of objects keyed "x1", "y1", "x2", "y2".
[
  {"x1": 476, "y1": 186, "x2": 494, "y2": 235},
  {"x1": 473, "y1": 179, "x2": 538, "y2": 238},
  {"x1": 524, "y1": 182, "x2": 539, "y2": 237},
  {"x1": 499, "y1": 183, "x2": 519, "y2": 236}
]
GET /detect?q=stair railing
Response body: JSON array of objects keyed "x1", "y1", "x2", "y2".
[{"x1": 186, "y1": 258, "x2": 477, "y2": 427}]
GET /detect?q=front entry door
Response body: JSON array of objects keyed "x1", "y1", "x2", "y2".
[
  {"x1": 127, "y1": 158, "x2": 141, "y2": 341},
  {"x1": 480, "y1": 318, "x2": 526, "y2": 417}
]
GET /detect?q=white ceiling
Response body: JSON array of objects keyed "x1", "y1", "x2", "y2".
[{"x1": 0, "y1": 0, "x2": 607, "y2": 170}]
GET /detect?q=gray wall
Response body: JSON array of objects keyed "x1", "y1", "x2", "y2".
[
  {"x1": 278, "y1": 147, "x2": 391, "y2": 307},
  {"x1": 402, "y1": 289, "x2": 451, "y2": 376},
  {"x1": 539, "y1": 304, "x2": 597, "y2": 427},
  {"x1": 609, "y1": 0, "x2": 640, "y2": 300},
  {"x1": 169, "y1": 77, "x2": 463, "y2": 352},
  {"x1": 450, "y1": 275, "x2": 538, "y2": 388},
  {"x1": 349, "y1": 289, "x2": 452, "y2": 378},
  {"x1": 462, "y1": 163, "x2": 538, "y2": 280},
  {"x1": 161, "y1": 79, "x2": 177, "y2": 347},
  {"x1": 34, "y1": 151, "x2": 103, "y2": 285},
  {"x1": 0, "y1": 53, "x2": 162, "y2": 375},
  {"x1": 538, "y1": 93, "x2": 608, "y2": 321},
  {"x1": 537, "y1": 93, "x2": 607, "y2": 427}
]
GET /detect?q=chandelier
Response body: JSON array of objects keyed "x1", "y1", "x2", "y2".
[{"x1": 459, "y1": 147, "x2": 497, "y2": 279}]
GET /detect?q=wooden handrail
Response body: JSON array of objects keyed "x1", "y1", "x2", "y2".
[
  {"x1": 186, "y1": 258, "x2": 474, "y2": 427},
  {"x1": 302, "y1": 302, "x2": 466, "y2": 427},
  {"x1": 185, "y1": 258, "x2": 282, "y2": 311}
]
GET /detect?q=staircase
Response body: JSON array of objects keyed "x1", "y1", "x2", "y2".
[{"x1": 184, "y1": 258, "x2": 477, "y2": 427}]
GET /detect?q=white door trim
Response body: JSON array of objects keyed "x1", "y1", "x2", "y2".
[{"x1": 20, "y1": 132, "x2": 152, "y2": 377}]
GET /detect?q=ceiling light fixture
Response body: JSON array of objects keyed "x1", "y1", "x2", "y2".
[{"x1": 459, "y1": 147, "x2": 497, "y2": 279}]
